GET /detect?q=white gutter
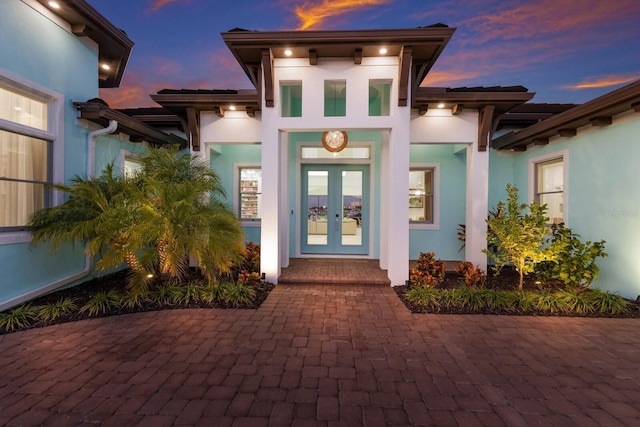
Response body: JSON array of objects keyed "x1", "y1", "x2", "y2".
[
  {"x1": 88, "y1": 119, "x2": 118, "y2": 176},
  {"x1": 0, "y1": 119, "x2": 121, "y2": 311}
]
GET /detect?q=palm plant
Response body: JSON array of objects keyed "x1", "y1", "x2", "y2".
[
  {"x1": 28, "y1": 146, "x2": 245, "y2": 293},
  {"x1": 28, "y1": 164, "x2": 155, "y2": 288},
  {"x1": 134, "y1": 146, "x2": 245, "y2": 285}
]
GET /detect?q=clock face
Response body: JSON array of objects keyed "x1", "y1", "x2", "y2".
[{"x1": 322, "y1": 131, "x2": 348, "y2": 152}]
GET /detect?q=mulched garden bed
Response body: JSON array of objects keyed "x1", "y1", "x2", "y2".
[
  {"x1": 395, "y1": 267, "x2": 640, "y2": 318},
  {"x1": 1, "y1": 269, "x2": 275, "y2": 335}
]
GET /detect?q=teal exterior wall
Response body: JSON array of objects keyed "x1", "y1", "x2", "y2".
[
  {"x1": 0, "y1": 1, "x2": 103, "y2": 307},
  {"x1": 409, "y1": 144, "x2": 467, "y2": 261},
  {"x1": 489, "y1": 115, "x2": 640, "y2": 299},
  {"x1": 210, "y1": 144, "x2": 262, "y2": 243}
]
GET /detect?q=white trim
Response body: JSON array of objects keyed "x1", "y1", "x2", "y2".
[
  {"x1": 234, "y1": 162, "x2": 262, "y2": 227},
  {"x1": 528, "y1": 149, "x2": 569, "y2": 224},
  {"x1": 0, "y1": 67, "x2": 64, "y2": 243},
  {"x1": 409, "y1": 163, "x2": 440, "y2": 230}
]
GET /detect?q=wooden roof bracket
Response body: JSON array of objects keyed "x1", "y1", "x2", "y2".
[
  {"x1": 354, "y1": 48, "x2": 362, "y2": 65},
  {"x1": 632, "y1": 101, "x2": 640, "y2": 112},
  {"x1": 309, "y1": 49, "x2": 318, "y2": 65},
  {"x1": 398, "y1": 46, "x2": 412, "y2": 107},
  {"x1": 186, "y1": 107, "x2": 200, "y2": 151},
  {"x1": 261, "y1": 49, "x2": 274, "y2": 108},
  {"x1": 558, "y1": 128, "x2": 577, "y2": 137},
  {"x1": 213, "y1": 106, "x2": 224, "y2": 118},
  {"x1": 590, "y1": 116, "x2": 612, "y2": 126},
  {"x1": 477, "y1": 105, "x2": 495, "y2": 152}
]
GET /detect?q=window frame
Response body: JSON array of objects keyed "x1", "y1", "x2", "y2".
[
  {"x1": 528, "y1": 150, "x2": 568, "y2": 225},
  {"x1": 324, "y1": 79, "x2": 346, "y2": 117},
  {"x1": 0, "y1": 68, "x2": 63, "y2": 242},
  {"x1": 234, "y1": 163, "x2": 262, "y2": 227},
  {"x1": 280, "y1": 80, "x2": 302, "y2": 118},
  {"x1": 368, "y1": 79, "x2": 392, "y2": 117},
  {"x1": 409, "y1": 163, "x2": 440, "y2": 230}
]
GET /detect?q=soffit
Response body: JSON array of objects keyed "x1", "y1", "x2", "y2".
[
  {"x1": 414, "y1": 86, "x2": 535, "y2": 116},
  {"x1": 75, "y1": 100, "x2": 187, "y2": 147},
  {"x1": 35, "y1": 0, "x2": 133, "y2": 88},
  {"x1": 493, "y1": 79, "x2": 640, "y2": 151}
]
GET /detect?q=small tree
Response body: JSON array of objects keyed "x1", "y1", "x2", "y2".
[{"x1": 484, "y1": 184, "x2": 548, "y2": 290}]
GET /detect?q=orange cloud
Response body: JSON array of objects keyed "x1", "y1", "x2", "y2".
[
  {"x1": 563, "y1": 74, "x2": 640, "y2": 90},
  {"x1": 294, "y1": 0, "x2": 390, "y2": 30},
  {"x1": 420, "y1": 70, "x2": 483, "y2": 87}
]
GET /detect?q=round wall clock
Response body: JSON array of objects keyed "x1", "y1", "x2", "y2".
[{"x1": 322, "y1": 130, "x2": 348, "y2": 152}]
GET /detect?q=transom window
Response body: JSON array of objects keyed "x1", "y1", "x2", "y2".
[
  {"x1": 0, "y1": 81, "x2": 54, "y2": 230},
  {"x1": 369, "y1": 79, "x2": 391, "y2": 116},
  {"x1": 280, "y1": 81, "x2": 302, "y2": 117},
  {"x1": 324, "y1": 80, "x2": 346, "y2": 117}
]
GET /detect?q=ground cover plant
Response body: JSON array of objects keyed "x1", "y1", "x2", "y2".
[
  {"x1": 399, "y1": 183, "x2": 636, "y2": 317},
  {"x1": 0, "y1": 243, "x2": 273, "y2": 334}
]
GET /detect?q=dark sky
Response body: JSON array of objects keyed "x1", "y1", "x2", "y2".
[{"x1": 88, "y1": 0, "x2": 640, "y2": 108}]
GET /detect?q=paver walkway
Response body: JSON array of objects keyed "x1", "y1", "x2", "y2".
[{"x1": 1, "y1": 285, "x2": 640, "y2": 426}]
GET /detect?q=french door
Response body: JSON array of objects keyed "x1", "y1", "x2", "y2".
[{"x1": 301, "y1": 164, "x2": 369, "y2": 255}]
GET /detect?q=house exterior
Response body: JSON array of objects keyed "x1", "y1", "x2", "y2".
[
  {"x1": 1, "y1": 0, "x2": 639, "y2": 310},
  {"x1": 0, "y1": 0, "x2": 185, "y2": 310}
]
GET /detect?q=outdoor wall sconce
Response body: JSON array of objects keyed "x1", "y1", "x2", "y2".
[{"x1": 322, "y1": 130, "x2": 348, "y2": 153}]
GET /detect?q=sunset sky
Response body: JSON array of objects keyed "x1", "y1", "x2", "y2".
[{"x1": 89, "y1": 0, "x2": 640, "y2": 109}]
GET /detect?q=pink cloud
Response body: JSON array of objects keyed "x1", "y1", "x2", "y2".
[
  {"x1": 148, "y1": 0, "x2": 186, "y2": 13},
  {"x1": 563, "y1": 74, "x2": 640, "y2": 90}
]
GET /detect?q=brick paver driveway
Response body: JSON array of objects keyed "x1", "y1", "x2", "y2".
[{"x1": 1, "y1": 285, "x2": 639, "y2": 426}]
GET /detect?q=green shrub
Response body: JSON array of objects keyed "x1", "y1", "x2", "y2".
[
  {"x1": 151, "y1": 282, "x2": 182, "y2": 305},
  {"x1": 534, "y1": 292, "x2": 566, "y2": 313},
  {"x1": 80, "y1": 291, "x2": 122, "y2": 316},
  {"x1": 554, "y1": 290, "x2": 595, "y2": 314},
  {"x1": 120, "y1": 291, "x2": 150, "y2": 309},
  {"x1": 438, "y1": 290, "x2": 457, "y2": 309},
  {"x1": 174, "y1": 281, "x2": 205, "y2": 305},
  {"x1": 456, "y1": 262, "x2": 487, "y2": 288},
  {"x1": 221, "y1": 281, "x2": 256, "y2": 307},
  {"x1": 406, "y1": 286, "x2": 441, "y2": 310},
  {"x1": 199, "y1": 280, "x2": 226, "y2": 303},
  {"x1": 452, "y1": 286, "x2": 485, "y2": 311},
  {"x1": 586, "y1": 289, "x2": 628, "y2": 315},
  {"x1": 0, "y1": 304, "x2": 38, "y2": 332},
  {"x1": 481, "y1": 289, "x2": 516, "y2": 312},
  {"x1": 37, "y1": 298, "x2": 77, "y2": 321},
  {"x1": 538, "y1": 223, "x2": 607, "y2": 288},
  {"x1": 485, "y1": 184, "x2": 548, "y2": 290}
]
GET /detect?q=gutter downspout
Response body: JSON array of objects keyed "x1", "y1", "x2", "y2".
[{"x1": 0, "y1": 120, "x2": 120, "y2": 311}]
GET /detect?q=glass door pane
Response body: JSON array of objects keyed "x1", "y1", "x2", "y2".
[
  {"x1": 341, "y1": 170, "x2": 362, "y2": 246},
  {"x1": 306, "y1": 170, "x2": 328, "y2": 247}
]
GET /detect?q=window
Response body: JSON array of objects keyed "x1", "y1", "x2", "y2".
[
  {"x1": 409, "y1": 169, "x2": 434, "y2": 223},
  {"x1": 534, "y1": 157, "x2": 564, "y2": 224},
  {"x1": 0, "y1": 82, "x2": 54, "y2": 230},
  {"x1": 123, "y1": 155, "x2": 143, "y2": 178},
  {"x1": 281, "y1": 81, "x2": 302, "y2": 117},
  {"x1": 324, "y1": 80, "x2": 346, "y2": 117},
  {"x1": 239, "y1": 168, "x2": 262, "y2": 220},
  {"x1": 369, "y1": 79, "x2": 391, "y2": 116}
]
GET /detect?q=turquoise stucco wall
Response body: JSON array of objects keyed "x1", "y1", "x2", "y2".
[
  {"x1": 409, "y1": 144, "x2": 467, "y2": 261},
  {"x1": 489, "y1": 115, "x2": 640, "y2": 299},
  {"x1": 0, "y1": 1, "x2": 102, "y2": 306},
  {"x1": 210, "y1": 144, "x2": 262, "y2": 243}
]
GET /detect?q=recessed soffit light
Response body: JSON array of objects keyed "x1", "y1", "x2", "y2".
[
  {"x1": 284, "y1": 49, "x2": 292, "y2": 56},
  {"x1": 101, "y1": 63, "x2": 111, "y2": 71},
  {"x1": 379, "y1": 48, "x2": 388, "y2": 55},
  {"x1": 48, "y1": 1, "x2": 61, "y2": 9},
  {"x1": 229, "y1": 105, "x2": 236, "y2": 111},
  {"x1": 437, "y1": 103, "x2": 445, "y2": 109}
]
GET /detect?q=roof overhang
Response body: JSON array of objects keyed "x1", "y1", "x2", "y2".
[
  {"x1": 35, "y1": 0, "x2": 133, "y2": 88},
  {"x1": 493, "y1": 79, "x2": 640, "y2": 151},
  {"x1": 151, "y1": 89, "x2": 260, "y2": 118},
  {"x1": 75, "y1": 101, "x2": 187, "y2": 147},
  {"x1": 221, "y1": 25, "x2": 455, "y2": 107}
]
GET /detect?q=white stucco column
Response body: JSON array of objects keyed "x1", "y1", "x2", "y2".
[
  {"x1": 260, "y1": 125, "x2": 281, "y2": 283},
  {"x1": 385, "y1": 128, "x2": 410, "y2": 285},
  {"x1": 465, "y1": 140, "x2": 489, "y2": 268}
]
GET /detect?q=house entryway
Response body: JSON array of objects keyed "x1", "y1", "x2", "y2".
[
  {"x1": 279, "y1": 258, "x2": 390, "y2": 285},
  {"x1": 301, "y1": 164, "x2": 369, "y2": 255}
]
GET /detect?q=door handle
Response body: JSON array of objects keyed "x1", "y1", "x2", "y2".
[{"x1": 335, "y1": 214, "x2": 339, "y2": 231}]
